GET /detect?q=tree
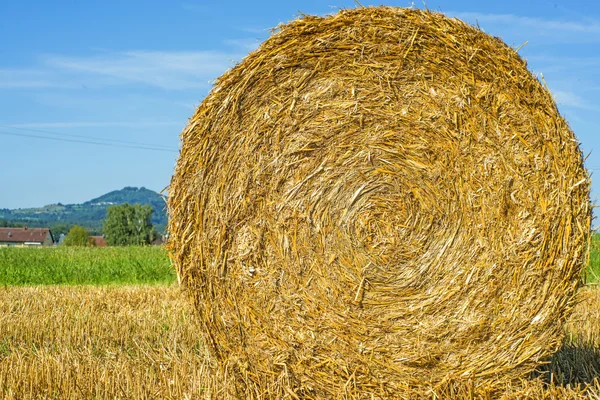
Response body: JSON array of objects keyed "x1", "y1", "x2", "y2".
[
  {"x1": 63, "y1": 225, "x2": 94, "y2": 247},
  {"x1": 0, "y1": 220, "x2": 20, "y2": 228},
  {"x1": 50, "y1": 223, "x2": 71, "y2": 238},
  {"x1": 103, "y1": 203, "x2": 157, "y2": 246}
]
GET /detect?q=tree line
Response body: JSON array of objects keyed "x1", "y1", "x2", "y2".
[{"x1": 63, "y1": 203, "x2": 160, "y2": 246}]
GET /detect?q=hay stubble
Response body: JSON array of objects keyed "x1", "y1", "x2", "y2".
[{"x1": 1, "y1": 286, "x2": 599, "y2": 399}]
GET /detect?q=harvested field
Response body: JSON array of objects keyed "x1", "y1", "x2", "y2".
[
  {"x1": 0, "y1": 286, "x2": 208, "y2": 399},
  {"x1": 0, "y1": 285, "x2": 599, "y2": 399},
  {"x1": 168, "y1": 6, "x2": 591, "y2": 397}
]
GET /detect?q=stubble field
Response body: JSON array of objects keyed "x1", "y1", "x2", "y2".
[{"x1": 0, "y1": 244, "x2": 599, "y2": 398}]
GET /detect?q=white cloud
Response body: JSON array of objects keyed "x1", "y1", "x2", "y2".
[
  {"x1": 0, "y1": 69, "x2": 77, "y2": 89},
  {"x1": 5, "y1": 121, "x2": 183, "y2": 129},
  {"x1": 526, "y1": 55, "x2": 600, "y2": 72},
  {"x1": 44, "y1": 51, "x2": 242, "y2": 90},
  {"x1": 553, "y1": 91, "x2": 596, "y2": 110},
  {"x1": 523, "y1": 56, "x2": 600, "y2": 108},
  {"x1": 238, "y1": 27, "x2": 271, "y2": 34},
  {"x1": 451, "y1": 12, "x2": 600, "y2": 32},
  {"x1": 223, "y1": 38, "x2": 262, "y2": 51},
  {"x1": 446, "y1": 11, "x2": 600, "y2": 43},
  {"x1": 0, "y1": 50, "x2": 246, "y2": 90}
]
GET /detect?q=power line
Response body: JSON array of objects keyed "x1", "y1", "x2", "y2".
[
  {"x1": 0, "y1": 129, "x2": 179, "y2": 153},
  {"x1": 0, "y1": 124, "x2": 179, "y2": 152}
]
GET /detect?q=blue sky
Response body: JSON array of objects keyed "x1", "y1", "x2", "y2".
[{"x1": 1, "y1": 0, "x2": 599, "y2": 210}]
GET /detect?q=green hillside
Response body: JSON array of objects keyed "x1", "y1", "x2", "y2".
[{"x1": 0, "y1": 187, "x2": 167, "y2": 235}]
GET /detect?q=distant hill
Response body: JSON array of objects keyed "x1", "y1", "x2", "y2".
[{"x1": 0, "y1": 187, "x2": 167, "y2": 235}]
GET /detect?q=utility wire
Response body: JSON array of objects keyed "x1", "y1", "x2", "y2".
[
  {"x1": 0, "y1": 129, "x2": 179, "y2": 153},
  {"x1": 0, "y1": 124, "x2": 178, "y2": 152},
  {"x1": 4, "y1": 124, "x2": 596, "y2": 165}
]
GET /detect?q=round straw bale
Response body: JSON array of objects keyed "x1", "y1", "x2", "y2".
[{"x1": 168, "y1": 6, "x2": 591, "y2": 398}]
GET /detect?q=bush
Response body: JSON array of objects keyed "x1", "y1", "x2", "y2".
[{"x1": 63, "y1": 225, "x2": 94, "y2": 247}]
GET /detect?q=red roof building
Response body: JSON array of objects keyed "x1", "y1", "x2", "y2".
[
  {"x1": 0, "y1": 227, "x2": 54, "y2": 247},
  {"x1": 89, "y1": 236, "x2": 107, "y2": 247},
  {"x1": 152, "y1": 236, "x2": 165, "y2": 246}
]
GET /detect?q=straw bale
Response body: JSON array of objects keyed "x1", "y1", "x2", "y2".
[{"x1": 168, "y1": 6, "x2": 591, "y2": 398}]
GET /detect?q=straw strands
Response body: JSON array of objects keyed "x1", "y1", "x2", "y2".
[{"x1": 168, "y1": 6, "x2": 591, "y2": 398}]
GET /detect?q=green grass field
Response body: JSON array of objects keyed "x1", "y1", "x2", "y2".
[
  {"x1": 0, "y1": 239, "x2": 599, "y2": 286},
  {"x1": 0, "y1": 246, "x2": 175, "y2": 286},
  {"x1": 586, "y1": 233, "x2": 600, "y2": 283}
]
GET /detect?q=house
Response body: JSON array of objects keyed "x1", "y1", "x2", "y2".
[
  {"x1": 89, "y1": 235, "x2": 107, "y2": 247},
  {"x1": 0, "y1": 227, "x2": 54, "y2": 247},
  {"x1": 152, "y1": 235, "x2": 166, "y2": 246}
]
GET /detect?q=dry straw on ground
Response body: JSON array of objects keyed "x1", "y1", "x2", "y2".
[
  {"x1": 168, "y1": 6, "x2": 591, "y2": 399},
  {"x1": 1, "y1": 286, "x2": 600, "y2": 399}
]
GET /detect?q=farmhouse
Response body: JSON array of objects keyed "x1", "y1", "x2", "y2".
[
  {"x1": 152, "y1": 236, "x2": 166, "y2": 246},
  {"x1": 90, "y1": 235, "x2": 107, "y2": 247},
  {"x1": 0, "y1": 227, "x2": 54, "y2": 247}
]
